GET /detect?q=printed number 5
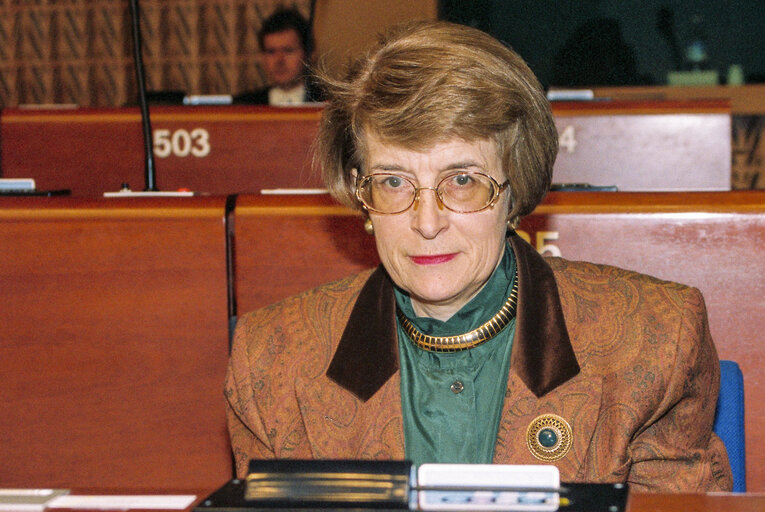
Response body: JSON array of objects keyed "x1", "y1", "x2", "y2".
[
  {"x1": 536, "y1": 231, "x2": 561, "y2": 257},
  {"x1": 514, "y1": 230, "x2": 562, "y2": 256}
]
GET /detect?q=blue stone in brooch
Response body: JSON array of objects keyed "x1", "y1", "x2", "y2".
[{"x1": 538, "y1": 427, "x2": 558, "y2": 448}]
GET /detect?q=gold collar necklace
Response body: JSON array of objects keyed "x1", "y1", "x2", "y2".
[{"x1": 396, "y1": 270, "x2": 519, "y2": 353}]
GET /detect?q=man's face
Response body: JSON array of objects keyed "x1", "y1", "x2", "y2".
[{"x1": 260, "y1": 29, "x2": 306, "y2": 89}]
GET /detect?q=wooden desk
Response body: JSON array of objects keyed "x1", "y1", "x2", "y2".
[
  {"x1": 21, "y1": 488, "x2": 765, "y2": 512},
  {"x1": 0, "y1": 196, "x2": 233, "y2": 490},
  {"x1": 551, "y1": 100, "x2": 730, "y2": 191},
  {"x1": 627, "y1": 492, "x2": 765, "y2": 512},
  {"x1": 232, "y1": 191, "x2": 765, "y2": 492},
  {"x1": 590, "y1": 85, "x2": 765, "y2": 190},
  {"x1": 1, "y1": 100, "x2": 730, "y2": 196},
  {"x1": 232, "y1": 194, "x2": 377, "y2": 312},
  {"x1": 0, "y1": 106, "x2": 324, "y2": 195},
  {"x1": 591, "y1": 84, "x2": 765, "y2": 115}
]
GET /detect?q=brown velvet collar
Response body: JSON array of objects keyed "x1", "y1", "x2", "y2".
[{"x1": 326, "y1": 232, "x2": 580, "y2": 401}]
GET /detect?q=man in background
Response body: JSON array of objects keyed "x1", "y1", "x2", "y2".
[{"x1": 234, "y1": 7, "x2": 323, "y2": 105}]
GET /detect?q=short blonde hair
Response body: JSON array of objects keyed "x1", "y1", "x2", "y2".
[{"x1": 314, "y1": 20, "x2": 558, "y2": 224}]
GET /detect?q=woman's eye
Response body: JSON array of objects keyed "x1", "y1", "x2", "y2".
[
  {"x1": 382, "y1": 176, "x2": 403, "y2": 188},
  {"x1": 451, "y1": 174, "x2": 473, "y2": 186}
]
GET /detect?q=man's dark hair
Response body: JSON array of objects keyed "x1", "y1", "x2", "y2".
[{"x1": 258, "y1": 7, "x2": 313, "y2": 54}]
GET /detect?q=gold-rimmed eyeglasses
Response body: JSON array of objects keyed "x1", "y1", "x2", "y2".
[{"x1": 355, "y1": 172, "x2": 509, "y2": 215}]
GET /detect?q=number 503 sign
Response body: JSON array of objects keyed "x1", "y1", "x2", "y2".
[{"x1": 153, "y1": 128, "x2": 211, "y2": 158}]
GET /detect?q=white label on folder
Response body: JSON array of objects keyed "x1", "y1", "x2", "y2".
[
  {"x1": 417, "y1": 464, "x2": 559, "y2": 511},
  {"x1": 47, "y1": 495, "x2": 196, "y2": 510}
]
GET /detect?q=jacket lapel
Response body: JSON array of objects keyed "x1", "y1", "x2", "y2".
[
  {"x1": 326, "y1": 268, "x2": 399, "y2": 400},
  {"x1": 508, "y1": 232, "x2": 580, "y2": 396},
  {"x1": 297, "y1": 268, "x2": 406, "y2": 459}
]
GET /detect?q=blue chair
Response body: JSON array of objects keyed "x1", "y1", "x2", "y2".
[{"x1": 713, "y1": 360, "x2": 746, "y2": 492}]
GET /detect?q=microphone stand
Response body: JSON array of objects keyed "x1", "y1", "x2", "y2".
[
  {"x1": 105, "y1": 0, "x2": 191, "y2": 197},
  {"x1": 129, "y1": 0, "x2": 157, "y2": 192}
]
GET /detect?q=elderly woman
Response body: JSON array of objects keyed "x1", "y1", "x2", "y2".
[{"x1": 225, "y1": 21, "x2": 732, "y2": 492}]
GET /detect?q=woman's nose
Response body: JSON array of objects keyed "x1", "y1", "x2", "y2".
[{"x1": 411, "y1": 187, "x2": 448, "y2": 239}]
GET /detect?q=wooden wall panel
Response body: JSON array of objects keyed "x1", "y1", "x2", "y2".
[
  {"x1": 0, "y1": 196, "x2": 233, "y2": 490},
  {"x1": 0, "y1": 0, "x2": 440, "y2": 108},
  {"x1": 312, "y1": 0, "x2": 437, "y2": 75},
  {"x1": 0, "y1": 0, "x2": 312, "y2": 108}
]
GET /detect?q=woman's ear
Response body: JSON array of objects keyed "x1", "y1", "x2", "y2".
[{"x1": 506, "y1": 197, "x2": 519, "y2": 231}]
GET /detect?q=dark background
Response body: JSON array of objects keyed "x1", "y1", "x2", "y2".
[{"x1": 439, "y1": 0, "x2": 764, "y2": 89}]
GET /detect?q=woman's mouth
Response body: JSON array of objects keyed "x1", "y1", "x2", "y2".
[{"x1": 410, "y1": 253, "x2": 458, "y2": 265}]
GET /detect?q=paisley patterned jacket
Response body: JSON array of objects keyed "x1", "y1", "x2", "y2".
[{"x1": 225, "y1": 233, "x2": 733, "y2": 492}]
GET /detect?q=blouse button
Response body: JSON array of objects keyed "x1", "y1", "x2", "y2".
[{"x1": 450, "y1": 380, "x2": 464, "y2": 394}]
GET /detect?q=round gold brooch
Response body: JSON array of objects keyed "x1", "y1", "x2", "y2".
[{"x1": 526, "y1": 413, "x2": 573, "y2": 461}]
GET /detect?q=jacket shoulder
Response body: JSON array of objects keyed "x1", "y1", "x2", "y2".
[
  {"x1": 232, "y1": 269, "x2": 376, "y2": 367},
  {"x1": 546, "y1": 256, "x2": 708, "y2": 369},
  {"x1": 545, "y1": 257, "x2": 727, "y2": 492},
  {"x1": 236, "y1": 268, "x2": 375, "y2": 328},
  {"x1": 546, "y1": 256, "x2": 698, "y2": 298}
]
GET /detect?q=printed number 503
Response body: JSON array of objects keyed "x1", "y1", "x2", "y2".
[{"x1": 153, "y1": 128, "x2": 211, "y2": 158}]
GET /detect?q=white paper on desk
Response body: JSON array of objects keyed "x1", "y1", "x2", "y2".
[
  {"x1": 0, "y1": 489, "x2": 69, "y2": 511},
  {"x1": 417, "y1": 464, "x2": 559, "y2": 511},
  {"x1": 260, "y1": 188, "x2": 328, "y2": 195},
  {"x1": 47, "y1": 495, "x2": 196, "y2": 510},
  {"x1": 103, "y1": 190, "x2": 195, "y2": 198}
]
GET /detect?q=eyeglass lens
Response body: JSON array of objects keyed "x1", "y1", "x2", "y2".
[{"x1": 357, "y1": 173, "x2": 500, "y2": 214}]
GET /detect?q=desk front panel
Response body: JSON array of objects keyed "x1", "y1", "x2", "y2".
[
  {"x1": 9, "y1": 488, "x2": 765, "y2": 512},
  {"x1": 0, "y1": 197, "x2": 233, "y2": 489},
  {"x1": 552, "y1": 102, "x2": 730, "y2": 190},
  {"x1": 627, "y1": 492, "x2": 765, "y2": 512},
  {"x1": 232, "y1": 195, "x2": 376, "y2": 312},
  {"x1": 0, "y1": 106, "x2": 323, "y2": 195},
  {"x1": 233, "y1": 191, "x2": 765, "y2": 491},
  {"x1": 1, "y1": 101, "x2": 730, "y2": 196}
]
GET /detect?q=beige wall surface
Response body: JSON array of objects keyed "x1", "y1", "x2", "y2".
[{"x1": 313, "y1": 0, "x2": 438, "y2": 73}]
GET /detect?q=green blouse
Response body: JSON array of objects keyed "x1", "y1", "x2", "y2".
[{"x1": 394, "y1": 243, "x2": 517, "y2": 466}]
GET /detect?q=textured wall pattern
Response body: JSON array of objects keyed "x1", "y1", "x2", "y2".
[
  {"x1": 0, "y1": 0, "x2": 310, "y2": 107},
  {"x1": 732, "y1": 116, "x2": 765, "y2": 189}
]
